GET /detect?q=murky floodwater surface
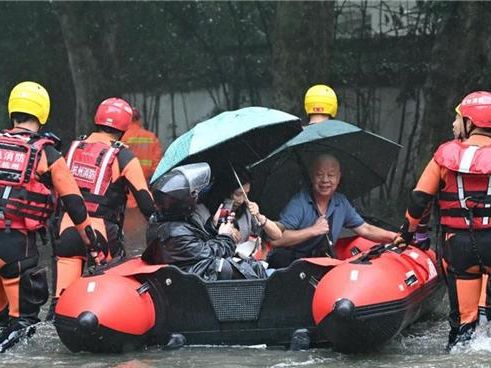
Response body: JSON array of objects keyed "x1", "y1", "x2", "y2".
[
  {"x1": 2, "y1": 319, "x2": 490, "y2": 368},
  {"x1": 1, "y1": 217, "x2": 489, "y2": 368}
]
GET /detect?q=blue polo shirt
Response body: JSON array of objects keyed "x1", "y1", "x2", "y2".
[{"x1": 278, "y1": 189, "x2": 364, "y2": 255}]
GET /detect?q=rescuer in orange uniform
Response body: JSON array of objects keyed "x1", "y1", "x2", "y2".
[
  {"x1": 397, "y1": 91, "x2": 491, "y2": 351},
  {"x1": 51, "y1": 97, "x2": 155, "y2": 315},
  {"x1": 0, "y1": 81, "x2": 98, "y2": 352},
  {"x1": 121, "y1": 107, "x2": 162, "y2": 208}
]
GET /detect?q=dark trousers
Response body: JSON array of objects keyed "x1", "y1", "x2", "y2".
[
  {"x1": 442, "y1": 230, "x2": 491, "y2": 328},
  {"x1": 0, "y1": 230, "x2": 48, "y2": 325},
  {"x1": 267, "y1": 247, "x2": 307, "y2": 269}
]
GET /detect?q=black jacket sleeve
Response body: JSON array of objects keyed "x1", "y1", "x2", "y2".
[{"x1": 142, "y1": 221, "x2": 235, "y2": 267}]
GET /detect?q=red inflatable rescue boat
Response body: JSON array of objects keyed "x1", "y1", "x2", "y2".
[{"x1": 54, "y1": 236, "x2": 444, "y2": 353}]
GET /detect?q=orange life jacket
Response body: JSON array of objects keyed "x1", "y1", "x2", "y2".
[
  {"x1": 65, "y1": 137, "x2": 125, "y2": 221},
  {"x1": 0, "y1": 130, "x2": 56, "y2": 230},
  {"x1": 434, "y1": 140, "x2": 491, "y2": 230}
]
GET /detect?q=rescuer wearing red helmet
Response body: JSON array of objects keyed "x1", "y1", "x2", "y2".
[
  {"x1": 396, "y1": 91, "x2": 491, "y2": 350},
  {"x1": 0, "y1": 82, "x2": 99, "y2": 352},
  {"x1": 49, "y1": 97, "x2": 155, "y2": 318}
]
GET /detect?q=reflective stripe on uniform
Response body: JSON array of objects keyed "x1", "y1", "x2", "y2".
[
  {"x1": 138, "y1": 159, "x2": 153, "y2": 167},
  {"x1": 126, "y1": 137, "x2": 155, "y2": 144},
  {"x1": 458, "y1": 146, "x2": 479, "y2": 173},
  {"x1": 456, "y1": 174, "x2": 470, "y2": 226},
  {"x1": 484, "y1": 176, "x2": 491, "y2": 225},
  {"x1": 66, "y1": 141, "x2": 82, "y2": 167},
  {"x1": 94, "y1": 147, "x2": 117, "y2": 195},
  {"x1": 457, "y1": 147, "x2": 479, "y2": 226}
]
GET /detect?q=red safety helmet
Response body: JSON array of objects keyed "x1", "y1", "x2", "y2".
[
  {"x1": 94, "y1": 97, "x2": 133, "y2": 132},
  {"x1": 456, "y1": 91, "x2": 491, "y2": 128}
]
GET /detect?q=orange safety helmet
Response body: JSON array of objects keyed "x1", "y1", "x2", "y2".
[
  {"x1": 456, "y1": 91, "x2": 491, "y2": 128},
  {"x1": 94, "y1": 97, "x2": 133, "y2": 132}
]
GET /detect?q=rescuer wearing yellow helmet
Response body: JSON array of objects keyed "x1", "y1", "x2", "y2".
[
  {"x1": 0, "y1": 81, "x2": 98, "y2": 352},
  {"x1": 304, "y1": 84, "x2": 338, "y2": 124}
]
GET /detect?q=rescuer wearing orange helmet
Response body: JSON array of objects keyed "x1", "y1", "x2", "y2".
[
  {"x1": 0, "y1": 82, "x2": 98, "y2": 352},
  {"x1": 304, "y1": 84, "x2": 338, "y2": 125},
  {"x1": 397, "y1": 91, "x2": 491, "y2": 350},
  {"x1": 49, "y1": 97, "x2": 155, "y2": 317}
]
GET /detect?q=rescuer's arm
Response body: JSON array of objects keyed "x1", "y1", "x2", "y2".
[
  {"x1": 398, "y1": 159, "x2": 440, "y2": 243},
  {"x1": 118, "y1": 149, "x2": 155, "y2": 218},
  {"x1": 38, "y1": 146, "x2": 99, "y2": 252},
  {"x1": 150, "y1": 135, "x2": 163, "y2": 175}
]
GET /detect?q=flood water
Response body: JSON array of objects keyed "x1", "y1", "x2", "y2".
[
  {"x1": 3, "y1": 317, "x2": 491, "y2": 368},
  {"x1": 2, "y1": 209, "x2": 490, "y2": 367}
]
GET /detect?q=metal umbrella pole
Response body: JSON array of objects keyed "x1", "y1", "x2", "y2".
[{"x1": 230, "y1": 163, "x2": 262, "y2": 228}]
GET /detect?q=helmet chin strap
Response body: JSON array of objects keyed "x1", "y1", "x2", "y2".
[
  {"x1": 462, "y1": 119, "x2": 474, "y2": 139},
  {"x1": 463, "y1": 123, "x2": 470, "y2": 139},
  {"x1": 469, "y1": 129, "x2": 491, "y2": 139}
]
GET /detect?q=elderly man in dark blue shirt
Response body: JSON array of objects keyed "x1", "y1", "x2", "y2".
[{"x1": 267, "y1": 154, "x2": 397, "y2": 268}]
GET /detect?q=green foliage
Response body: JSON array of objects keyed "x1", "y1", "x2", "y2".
[
  {"x1": 115, "y1": 1, "x2": 274, "y2": 104},
  {"x1": 0, "y1": 1, "x2": 485, "y2": 146},
  {"x1": 0, "y1": 1, "x2": 276, "y2": 133},
  {"x1": 0, "y1": 2, "x2": 73, "y2": 135},
  {"x1": 0, "y1": 1, "x2": 449, "y2": 114},
  {"x1": 1, "y1": 0, "x2": 488, "y2": 221},
  {"x1": 330, "y1": 35, "x2": 433, "y2": 89}
]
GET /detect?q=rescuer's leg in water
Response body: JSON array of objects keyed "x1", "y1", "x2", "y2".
[{"x1": 0, "y1": 231, "x2": 48, "y2": 352}]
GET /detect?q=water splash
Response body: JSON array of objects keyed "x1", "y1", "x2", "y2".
[
  {"x1": 450, "y1": 323, "x2": 491, "y2": 354},
  {"x1": 270, "y1": 357, "x2": 332, "y2": 368}
]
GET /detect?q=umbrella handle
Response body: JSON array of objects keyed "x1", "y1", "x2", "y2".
[
  {"x1": 311, "y1": 198, "x2": 335, "y2": 256},
  {"x1": 229, "y1": 163, "x2": 263, "y2": 228}
]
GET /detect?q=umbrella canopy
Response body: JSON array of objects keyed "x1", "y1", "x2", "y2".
[
  {"x1": 151, "y1": 107, "x2": 302, "y2": 183},
  {"x1": 250, "y1": 120, "x2": 401, "y2": 218}
]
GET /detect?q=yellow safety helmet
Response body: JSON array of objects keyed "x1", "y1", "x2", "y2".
[
  {"x1": 8, "y1": 81, "x2": 50, "y2": 125},
  {"x1": 304, "y1": 84, "x2": 338, "y2": 118}
]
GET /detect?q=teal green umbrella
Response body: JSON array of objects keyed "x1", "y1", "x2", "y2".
[
  {"x1": 151, "y1": 107, "x2": 302, "y2": 183},
  {"x1": 250, "y1": 120, "x2": 401, "y2": 218}
]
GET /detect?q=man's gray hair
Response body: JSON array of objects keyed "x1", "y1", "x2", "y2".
[{"x1": 309, "y1": 153, "x2": 341, "y2": 176}]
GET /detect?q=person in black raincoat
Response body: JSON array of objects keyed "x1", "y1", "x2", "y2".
[{"x1": 142, "y1": 163, "x2": 267, "y2": 280}]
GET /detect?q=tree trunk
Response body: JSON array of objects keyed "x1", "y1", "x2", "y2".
[
  {"x1": 54, "y1": 3, "x2": 113, "y2": 135},
  {"x1": 271, "y1": 1, "x2": 335, "y2": 118},
  {"x1": 419, "y1": 2, "x2": 491, "y2": 166}
]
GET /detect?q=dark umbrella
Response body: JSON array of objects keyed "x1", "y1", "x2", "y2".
[
  {"x1": 151, "y1": 107, "x2": 302, "y2": 183},
  {"x1": 249, "y1": 120, "x2": 401, "y2": 218}
]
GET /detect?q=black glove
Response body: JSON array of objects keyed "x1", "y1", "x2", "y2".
[
  {"x1": 396, "y1": 219, "x2": 414, "y2": 245},
  {"x1": 84, "y1": 226, "x2": 106, "y2": 265}
]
